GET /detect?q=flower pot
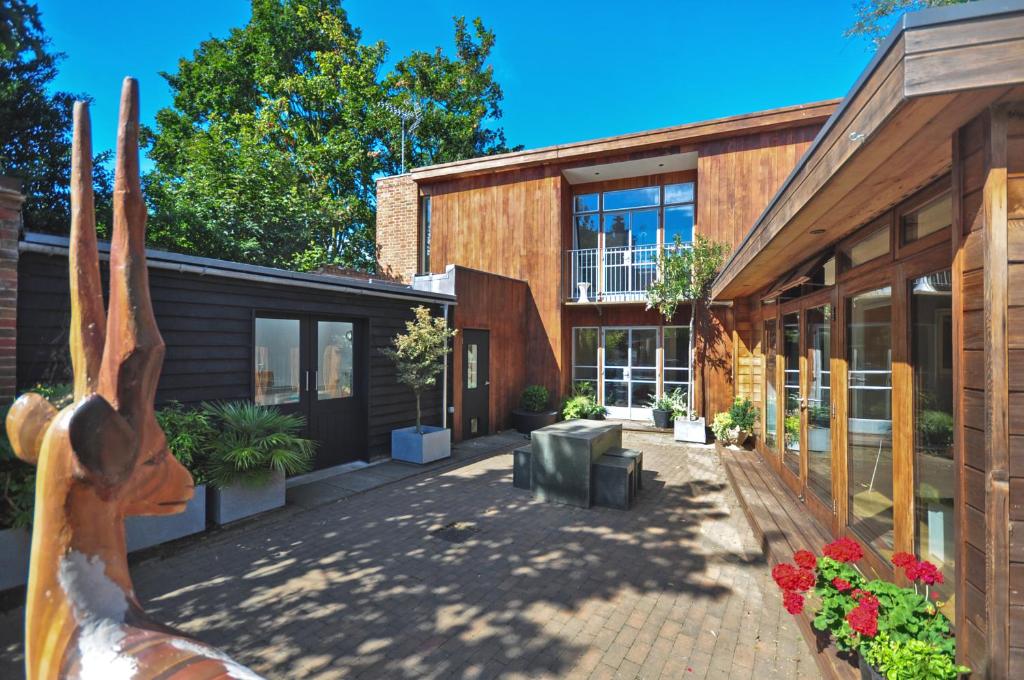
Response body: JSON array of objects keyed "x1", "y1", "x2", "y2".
[
  {"x1": 736, "y1": 430, "x2": 752, "y2": 446},
  {"x1": 809, "y1": 426, "x2": 830, "y2": 452},
  {"x1": 391, "y1": 425, "x2": 452, "y2": 464},
  {"x1": 674, "y1": 417, "x2": 707, "y2": 443},
  {"x1": 651, "y1": 408, "x2": 673, "y2": 429},
  {"x1": 585, "y1": 412, "x2": 606, "y2": 421},
  {"x1": 511, "y1": 409, "x2": 559, "y2": 435},
  {"x1": 0, "y1": 526, "x2": 31, "y2": 590},
  {"x1": 126, "y1": 485, "x2": 207, "y2": 552},
  {"x1": 209, "y1": 470, "x2": 286, "y2": 525},
  {"x1": 858, "y1": 654, "x2": 884, "y2": 680}
]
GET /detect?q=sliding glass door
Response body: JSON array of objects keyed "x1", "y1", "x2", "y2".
[
  {"x1": 602, "y1": 327, "x2": 657, "y2": 420},
  {"x1": 806, "y1": 304, "x2": 833, "y2": 506}
]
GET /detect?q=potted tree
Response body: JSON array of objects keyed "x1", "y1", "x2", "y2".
[
  {"x1": 383, "y1": 306, "x2": 457, "y2": 464},
  {"x1": 646, "y1": 234, "x2": 728, "y2": 444},
  {"x1": 204, "y1": 401, "x2": 315, "y2": 525},
  {"x1": 512, "y1": 384, "x2": 559, "y2": 434}
]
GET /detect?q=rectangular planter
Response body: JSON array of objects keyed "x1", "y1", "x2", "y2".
[
  {"x1": 674, "y1": 417, "x2": 707, "y2": 444},
  {"x1": 208, "y1": 470, "x2": 286, "y2": 525},
  {"x1": 126, "y1": 485, "x2": 207, "y2": 552},
  {"x1": 391, "y1": 426, "x2": 451, "y2": 464},
  {"x1": 0, "y1": 526, "x2": 31, "y2": 591}
]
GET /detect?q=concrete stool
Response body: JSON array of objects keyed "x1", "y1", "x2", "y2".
[
  {"x1": 592, "y1": 455, "x2": 636, "y2": 510},
  {"x1": 605, "y1": 447, "x2": 643, "y2": 495},
  {"x1": 513, "y1": 445, "x2": 533, "y2": 490}
]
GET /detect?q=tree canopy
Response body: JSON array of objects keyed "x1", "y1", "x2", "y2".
[
  {"x1": 0, "y1": 0, "x2": 112, "y2": 234},
  {"x1": 145, "y1": 0, "x2": 517, "y2": 272},
  {"x1": 846, "y1": 0, "x2": 972, "y2": 45}
]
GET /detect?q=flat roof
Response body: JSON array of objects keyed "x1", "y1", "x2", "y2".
[
  {"x1": 21, "y1": 232, "x2": 456, "y2": 305},
  {"x1": 404, "y1": 99, "x2": 839, "y2": 182}
]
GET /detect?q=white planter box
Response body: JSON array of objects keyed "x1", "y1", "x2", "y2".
[
  {"x1": 808, "y1": 427, "x2": 830, "y2": 452},
  {"x1": 0, "y1": 526, "x2": 30, "y2": 590},
  {"x1": 209, "y1": 470, "x2": 286, "y2": 525},
  {"x1": 674, "y1": 417, "x2": 707, "y2": 443},
  {"x1": 392, "y1": 426, "x2": 451, "y2": 464},
  {"x1": 126, "y1": 485, "x2": 207, "y2": 552}
]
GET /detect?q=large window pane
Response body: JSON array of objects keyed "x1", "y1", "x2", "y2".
[
  {"x1": 912, "y1": 271, "x2": 954, "y2": 610},
  {"x1": 631, "y1": 209, "x2": 658, "y2": 247},
  {"x1": 664, "y1": 327, "x2": 690, "y2": 402},
  {"x1": 574, "y1": 193, "x2": 599, "y2": 213},
  {"x1": 573, "y1": 327, "x2": 598, "y2": 392},
  {"x1": 903, "y1": 193, "x2": 951, "y2": 243},
  {"x1": 782, "y1": 313, "x2": 801, "y2": 476},
  {"x1": 848, "y1": 287, "x2": 894, "y2": 556},
  {"x1": 807, "y1": 305, "x2": 833, "y2": 504},
  {"x1": 764, "y1": 320, "x2": 778, "y2": 451},
  {"x1": 664, "y1": 182, "x2": 694, "y2": 205},
  {"x1": 317, "y1": 321, "x2": 353, "y2": 400},
  {"x1": 255, "y1": 318, "x2": 301, "y2": 405},
  {"x1": 603, "y1": 213, "x2": 630, "y2": 248},
  {"x1": 664, "y1": 205, "x2": 694, "y2": 246},
  {"x1": 575, "y1": 214, "x2": 599, "y2": 249},
  {"x1": 603, "y1": 186, "x2": 659, "y2": 211},
  {"x1": 631, "y1": 329, "x2": 657, "y2": 368}
]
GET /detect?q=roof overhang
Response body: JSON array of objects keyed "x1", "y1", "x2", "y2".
[
  {"x1": 408, "y1": 100, "x2": 838, "y2": 183},
  {"x1": 561, "y1": 151, "x2": 698, "y2": 185},
  {"x1": 712, "y1": 0, "x2": 1024, "y2": 301}
]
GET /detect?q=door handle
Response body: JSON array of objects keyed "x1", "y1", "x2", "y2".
[
  {"x1": 485, "y1": 381, "x2": 490, "y2": 386},
  {"x1": 305, "y1": 370, "x2": 310, "y2": 392}
]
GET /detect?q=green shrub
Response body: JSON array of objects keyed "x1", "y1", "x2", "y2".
[
  {"x1": 155, "y1": 402, "x2": 214, "y2": 485},
  {"x1": 519, "y1": 385, "x2": 550, "y2": 413},
  {"x1": 648, "y1": 388, "x2": 687, "y2": 416},
  {"x1": 862, "y1": 633, "x2": 970, "y2": 680},
  {"x1": 917, "y1": 409, "x2": 953, "y2": 452},
  {"x1": 784, "y1": 414, "x2": 800, "y2": 445},
  {"x1": 562, "y1": 383, "x2": 607, "y2": 420},
  {"x1": 711, "y1": 412, "x2": 737, "y2": 444},
  {"x1": 727, "y1": 396, "x2": 759, "y2": 433},
  {"x1": 202, "y1": 401, "x2": 316, "y2": 488}
]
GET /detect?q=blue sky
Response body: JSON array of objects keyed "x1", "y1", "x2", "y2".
[{"x1": 36, "y1": 1, "x2": 878, "y2": 169}]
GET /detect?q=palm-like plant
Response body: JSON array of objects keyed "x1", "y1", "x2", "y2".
[{"x1": 202, "y1": 401, "x2": 316, "y2": 488}]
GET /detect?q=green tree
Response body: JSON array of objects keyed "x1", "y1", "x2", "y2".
[
  {"x1": 846, "y1": 0, "x2": 973, "y2": 45},
  {"x1": 145, "y1": 0, "x2": 516, "y2": 272},
  {"x1": 0, "y1": 0, "x2": 112, "y2": 234}
]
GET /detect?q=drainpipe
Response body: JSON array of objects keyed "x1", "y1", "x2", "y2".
[{"x1": 442, "y1": 303, "x2": 449, "y2": 430}]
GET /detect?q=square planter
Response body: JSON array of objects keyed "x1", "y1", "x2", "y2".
[
  {"x1": 208, "y1": 470, "x2": 286, "y2": 525},
  {"x1": 391, "y1": 426, "x2": 451, "y2": 464},
  {"x1": 674, "y1": 417, "x2": 707, "y2": 444},
  {"x1": 0, "y1": 526, "x2": 31, "y2": 590},
  {"x1": 126, "y1": 485, "x2": 207, "y2": 552}
]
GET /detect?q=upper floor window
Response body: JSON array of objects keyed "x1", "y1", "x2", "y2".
[
  {"x1": 572, "y1": 181, "x2": 695, "y2": 251},
  {"x1": 901, "y1": 192, "x2": 951, "y2": 243}
]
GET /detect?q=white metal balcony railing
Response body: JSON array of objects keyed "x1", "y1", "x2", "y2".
[{"x1": 565, "y1": 244, "x2": 683, "y2": 303}]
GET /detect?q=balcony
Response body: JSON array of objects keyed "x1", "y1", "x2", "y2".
[{"x1": 564, "y1": 244, "x2": 682, "y2": 303}]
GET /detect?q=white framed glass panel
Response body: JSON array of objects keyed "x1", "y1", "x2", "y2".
[
  {"x1": 574, "y1": 214, "x2": 599, "y2": 249},
  {"x1": 664, "y1": 182, "x2": 694, "y2": 205},
  {"x1": 254, "y1": 317, "x2": 301, "y2": 406},
  {"x1": 317, "y1": 321, "x2": 353, "y2": 400},
  {"x1": 664, "y1": 205, "x2": 694, "y2": 246},
  {"x1": 782, "y1": 312, "x2": 801, "y2": 476},
  {"x1": 574, "y1": 193, "x2": 599, "y2": 213},
  {"x1": 603, "y1": 186, "x2": 660, "y2": 211},
  {"x1": 603, "y1": 329, "x2": 629, "y2": 410},
  {"x1": 572, "y1": 327, "x2": 599, "y2": 393},
  {"x1": 663, "y1": 326, "x2": 690, "y2": 401}
]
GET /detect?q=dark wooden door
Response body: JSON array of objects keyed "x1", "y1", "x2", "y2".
[
  {"x1": 462, "y1": 329, "x2": 490, "y2": 438},
  {"x1": 308, "y1": 318, "x2": 366, "y2": 468}
]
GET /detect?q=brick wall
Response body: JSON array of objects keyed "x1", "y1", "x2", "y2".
[
  {"x1": 0, "y1": 178, "x2": 22, "y2": 403},
  {"x1": 375, "y1": 174, "x2": 419, "y2": 283}
]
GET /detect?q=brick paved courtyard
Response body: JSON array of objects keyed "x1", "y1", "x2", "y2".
[{"x1": 0, "y1": 432, "x2": 818, "y2": 679}]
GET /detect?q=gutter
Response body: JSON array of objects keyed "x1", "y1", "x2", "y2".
[{"x1": 20, "y1": 241, "x2": 457, "y2": 307}]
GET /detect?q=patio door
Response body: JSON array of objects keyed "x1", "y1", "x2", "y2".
[{"x1": 603, "y1": 327, "x2": 657, "y2": 420}]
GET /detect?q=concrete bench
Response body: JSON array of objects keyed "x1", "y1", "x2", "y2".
[
  {"x1": 513, "y1": 445, "x2": 533, "y2": 490},
  {"x1": 605, "y1": 447, "x2": 643, "y2": 495},
  {"x1": 592, "y1": 454, "x2": 636, "y2": 510}
]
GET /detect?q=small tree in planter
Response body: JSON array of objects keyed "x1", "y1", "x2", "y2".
[
  {"x1": 382, "y1": 306, "x2": 457, "y2": 463},
  {"x1": 646, "y1": 234, "x2": 728, "y2": 441}
]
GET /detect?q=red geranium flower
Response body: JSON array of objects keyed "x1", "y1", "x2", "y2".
[
  {"x1": 892, "y1": 552, "x2": 917, "y2": 568},
  {"x1": 823, "y1": 537, "x2": 864, "y2": 563},
  {"x1": 783, "y1": 590, "x2": 805, "y2": 615},
  {"x1": 794, "y1": 568, "x2": 815, "y2": 592},
  {"x1": 772, "y1": 563, "x2": 815, "y2": 592},
  {"x1": 847, "y1": 601, "x2": 879, "y2": 637},
  {"x1": 906, "y1": 560, "x2": 944, "y2": 585},
  {"x1": 831, "y1": 577, "x2": 852, "y2": 592},
  {"x1": 794, "y1": 550, "x2": 818, "y2": 570}
]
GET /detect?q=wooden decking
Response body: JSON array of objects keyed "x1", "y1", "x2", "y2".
[{"x1": 717, "y1": 443, "x2": 858, "y2": 680}]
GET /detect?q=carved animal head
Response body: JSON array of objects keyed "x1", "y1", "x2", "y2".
[{"x1": 5, "y1": 79, "x2": 193, "y2": 519}]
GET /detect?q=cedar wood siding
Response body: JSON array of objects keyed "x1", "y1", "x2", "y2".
[{"x1": 16, "y1": 250, "x2": 443, "y2": 459}]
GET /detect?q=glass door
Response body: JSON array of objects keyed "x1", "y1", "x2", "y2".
[
  {"x1": 602, "y1": 327, "x2": 657, "y2": 420},
  {"x1": 806, "y1": 304, "x2": 833, "y2": 507},
  {"x1": 781, "y1": 312, "x2": 802, "y2": 479}
]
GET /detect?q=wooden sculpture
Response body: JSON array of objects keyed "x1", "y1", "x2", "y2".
[{"x1": 5, "y1": 79, "x2": 263, "y2": 680}]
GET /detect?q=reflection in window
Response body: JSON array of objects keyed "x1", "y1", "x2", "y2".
[
  {"x1": 572, "y1": 327, "x2": 598, "y2": 393},
  {"x1": 783, "y1": 313, "x2": 801, "y2": 476},
  {"x1": 603, "y1": 329, "x2": 629, "y2": 408},
  {"x1": 467, "y1": 344, "x2": 478, "y2": 389},
  {"x1": 664, "y1": 182, "x2": 694, "y2": 205},
  {"x1": 903, "y1": 193, "x2": 951, "y2": 243},
  {"x1": 255, "y1": 318, "x2": 301, "y2": 405},
  {"x1": 848, "y1": 287, "x2": 894, "y2": 556},
  {"x1": 575, "y1": 214, "x2": 599, "y2": 249},
  {"x1": 665, "y1": 205, "x2": 694, "y2": 246},
  {"x1": 317, "y1": 321, "x2": 354, "y2": 400},
  {"x1": 663, "y1": 327, "x2": 690, "y2": 403},
  {"x1": 807, "y1": 305, "x2": 832, "y2": 504},
  {"x1": 912, "y1": 271, "x2": 954, "y2": 611},
  {"x1": 603, "y1": 186, "x2": 660, "y2": 211},
  {"x1": 764, "y1": 320, "x2": 778, "y2": 451},
  {"x1": 848, "y1": 226, "x2": 890, "y2": 267}
]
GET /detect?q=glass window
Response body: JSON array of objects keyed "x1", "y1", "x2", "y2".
[
  {"x1": 572, "y1": 327, "x2": 598, "y2": 392},
  {"x1": 902, "y1": 193, "x2": 952, "y2": 243},
  {"x1": 848, "y1": 226, "x2": 890, "y2": 267},
  {"x1": 603, "y1": 213, "x2": 630, "y2": 249},
  {"x1": 467, "y1": 344, "x2": 478, "y2": 389},
  {"x1": 807, "y1": 305, "x2": 832, "y2": 503},
  {"x1": 764, "y1": 320, "x2": 778, "y2": 451},
  {"x1": 603, "y1": 186, "x2": 660, "y2": 211},
  {"x1": 317, "y1": 321, "x2": 354, "y2": 400},
  {"x1": 603, "y1": 329, "x2": 629, "y2": 408},
  {"x1": 663, "y1": 327, "x2": 690, "y2": 402},
  {"x1": 574, "y1": 193, "x2": 599, "y2": 213},
  {"x1": 664, "y1": 182, "x2": 694, "y2": 205},
  {"x1": 631, "y1": 209, "x2": 658, "y2": 247},
  {"x1": 664, "y1": 205, "x2": 694, "y2": 246},
  {"x1": 912, "y1": 271, "x2": 954, "y2": 610},
  {"x1": 419, "y1": 196, "x2": 431, "y2": 274},
  {"x1": 575, "y1": 214, "x2": 599, "y2": 250},
  {"x1": 782, "y1": 313, "x2": 801, "y2": 476},
  {"x1": 255, "y1": 318, "x2": 301, "y2": 405},
  {"x1": 848, "y1": 287, "x2": 894, "y2": 556}
]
